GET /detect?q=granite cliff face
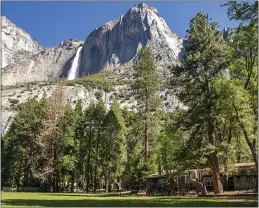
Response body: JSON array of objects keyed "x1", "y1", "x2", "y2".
[
  {"x1": 2, "y1": 39, "x2": 83, "y2": 87},
  {"x1": 79, "y1": 3, "x2": 183, "y2": 76},
  {"x1": 2, "y1": 3, "x2": 183, "y2": 86},
  {"x1": 1, "y1": 16, "x2": 43, "y2": 68},
  {"x1": 1, "y1": 3, "x2": 185, "y2": 134}
]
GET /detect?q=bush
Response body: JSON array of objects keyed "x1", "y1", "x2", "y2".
[
  {"x1": 60, "y1": 72, "x2": 116, "y2": 91},
  {"x1": 95, "y1": 91, "x2": 103, "y2": 100}
]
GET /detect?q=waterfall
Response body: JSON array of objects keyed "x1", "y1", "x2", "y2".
[{"x1": 67, "y1": 46, "x2": 83, "y2": 80}]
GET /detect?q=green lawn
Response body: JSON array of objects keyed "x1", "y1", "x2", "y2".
[{"x1": 1, "y1": 192, "x2": 258, "y2": 207}]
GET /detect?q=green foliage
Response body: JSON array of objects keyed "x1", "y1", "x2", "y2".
[
  {"x1": 61, "y1": 72, "x2": 115, "y2": 92},
  {"x1": 132, "y1": 47, "x2": 162, "y2": 112},
  {"x1": 222, "y1": 1, "x2": 258, "y2": 25},
  {"x1": 157, "y1": 118, "x2": 183, "y2": 174},
  {"x1": 56, "y1": 104, "x2": 78, "y2": 180},
  {"x1": 101, "y1": 100, "x2": 127, "y2": 189},
  {"x1": 131, "y1": 47, "x2": 163, "y2": 184},
  {"x1": 2, "y1": 6, "x2": 257, "y2": 195},
  {"x1": 2, "y1": 99, "x2": 47, "y2": 187},
  {"x1": 225, "y1": 2, "x2": 258, "y2": 170},
  {"x1": 121, "y1": 109, "x2": 145, "y2": 188},
  {"x1": 171, "y1": 12, "x2": 232, "y2": 193}
]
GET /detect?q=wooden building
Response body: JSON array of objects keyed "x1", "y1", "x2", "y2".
[{"x1": 146, "y1": 162, "x2": 258, "y2": 195}]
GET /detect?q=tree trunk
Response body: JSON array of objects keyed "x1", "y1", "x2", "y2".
[
  {"x1": 94, "y1": 128, "x2": 100, "y2": 193},
  {"x1": 144, "y1": 120, "x2": 150, "y2": 158},
  {"x1": 209, "y1": 153, "x2": 223, "y2": 194},
  {"x1": 55, "y1": 174, "x2": 60, "y2": 192},
  {"x1": 23, "y1": 169, "x2": 29, "y2": 187},
  {"x1": 90, "y1": 167, "x2": 93, "y2": 191},
  {"x1": 144, "y1": 99, "x2": 150, "y2": 158},
  {"x1": 23, "y1": 159, "x2": 30, "y2": 187},
  {"x1": 146, "y1": 180, "x2": 151, "y2": 196},
  {"x1": 242, "y1": 129, "x2": 258, "y2": 171},
  {"x1": 105, "y1": 177, "x2": 109, "y2": 193},
  {"x1": 86, "y1": 122, "x2": 93, "y2": 193},
  {"x1": 71, "y1": 171, "x2": 75, "y2": 193},
  {"x1": 233, "y1": 102, "x2": 258, "y2": 171},
  {"x1": 208, "y1": 119, "x2": 223, "y2": 194}
]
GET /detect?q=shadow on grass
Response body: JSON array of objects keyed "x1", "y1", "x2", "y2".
[
  {"x1": 2, "y1": 197, "x2": 258, "y2": 207},
  {"x1": 42, "y1": 193, "x2": 132, "y2": 197}
]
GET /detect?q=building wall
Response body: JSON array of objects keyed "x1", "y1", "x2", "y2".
[
  {"x1": 233, "y1": 176, "x2": 257, "y2": 190},
  {"x1": 203, "y1": 176, "x2": 214, "y2": 192}
]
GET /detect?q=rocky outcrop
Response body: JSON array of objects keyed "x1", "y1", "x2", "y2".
[
  {"x1": 1, "y1": 81, "x2": 183, "y2": 134},
  {"x1": 2, "y1": 38, "x2": 83, "y2": 87},
  {"x1": 1, "y1": 16, "x2": 43, "y2": 68},
  {"x1": 79, "y1": 3, "x2": 183, "y2": 76}
]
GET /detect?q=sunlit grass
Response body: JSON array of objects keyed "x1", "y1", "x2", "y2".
[{"x1": 1, "y1": 192, "x2": 258, "y2": 207}]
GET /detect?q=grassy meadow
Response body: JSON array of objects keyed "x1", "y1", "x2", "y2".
[{"x1": 1, "y1": 192, "x2": 258, "y2": 207}]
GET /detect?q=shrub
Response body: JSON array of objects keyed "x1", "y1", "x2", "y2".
[
  {"x1": 60, "y1": 72, "x2": 116, "y2": 91},
  {"x1": 95, "y1": 91, "x2": 103, "y2": 100}
]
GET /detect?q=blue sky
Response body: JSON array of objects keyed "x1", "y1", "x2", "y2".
[{"x1": 2, "y1": 1, "x2": 239, "y2": 48}]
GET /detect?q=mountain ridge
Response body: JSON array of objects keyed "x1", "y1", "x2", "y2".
[
  {"x1": 79, "y1": 3, "x2": 183, "y2": 77},
  {"x1": 1, "y1": 3, "x2": 184, "y2": 134},
  {"x1": 1, "y1": 16, "x2": 43, "y2": 68},
  {"x1": 2, "y1": 3, "x2": 183, "y2": 87}
]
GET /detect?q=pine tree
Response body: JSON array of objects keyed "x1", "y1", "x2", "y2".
[
  {"x1": 38, "y1": 87, "x2": 67, "y2": 191},
  {"x1": 56, "y1": 104, "x2": 78, "y2": 192},
  {"x1": 122, "y1": 109, "x2": 144, "y2": 189},
  {"x1": 82, "y1": 101, "x2": 96, "y2": 192},
  {"x1": 101, "y1": 100, "x2": 126, "y2": 192},
  {"x1": 171, "y1": 12, "x2": 230, "y2": 194},
  {"x1": 1, "y1": 99, "x2": 47, "y2": 188},
  {"x1": 73, "y1": 100, "x2": 84, "y2": 190},
  {"x1": 132, "y1": 47, "x2": 162, "y2": 171},
  {"x1": 157, "y1": 113, "x2": 183, "y2": 175},
  {"x1": 92, "y1": 99, "x2": 106, "y2": 192}
]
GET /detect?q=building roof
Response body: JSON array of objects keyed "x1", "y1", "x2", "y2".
[
  {"x1": 147, "y1": 162, "x2": 257, "y2": 179},
  {"x1": 232, "y1": 162, "x2": 257, "y2": 176}
]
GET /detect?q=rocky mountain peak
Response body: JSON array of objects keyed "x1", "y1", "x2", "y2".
[
  {"x1": 1, "y1": 4, "x2": 184, "y2": 134},
  {"x1": 2, "y1": 2, "x2": 184, "y2": 86},
  {"x1": 58, "y1": 39, "x2": 83, "y2": 49},
  {"x1": 79, "y1": 3, "x2": 183, "y2": 76},
  {"x1": 1, "y1": 16, "x2": 43, "y2": 68},
  {"x1": 128, "y1": 3, "x2": 158, "y2": 15},
  {"x1": 1, "y1": 16, "x2": 83, "y2": 87}
]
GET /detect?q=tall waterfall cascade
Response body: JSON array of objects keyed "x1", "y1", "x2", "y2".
[{"x1": 67, "y1": 46, "x2": 83, "y2": 80}]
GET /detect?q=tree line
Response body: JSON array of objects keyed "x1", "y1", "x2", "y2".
[{"x1": 1, "y1": 1, "x2": 258, "y2": 194}]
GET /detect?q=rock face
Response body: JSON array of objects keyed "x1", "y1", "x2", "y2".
[
  {"x1": 2, "y1": 3, "x2": 183, "y2": 86},
  {"x1": 1, "y1": 16, "x2": 43, "y2": 68},
  {"x1": 2, "y1": 39, "x2": 83, "y2": 87},
  {"x1": 79, "y1": 3, "x2": 183, "y2": 76},
  {"x1": 1, "y1": 82, "x2": 183, "y2": 134},
  {"x1": 1, "y1": 3, "x2": 186, "y2": 134}
]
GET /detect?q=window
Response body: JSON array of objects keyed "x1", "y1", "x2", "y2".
[
  {"x1": 190, "y1": 171, "x2": 195, "y2": 179},
  {"x1": 205, "y1": 181, "x2": 213, "y2": 186}
]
